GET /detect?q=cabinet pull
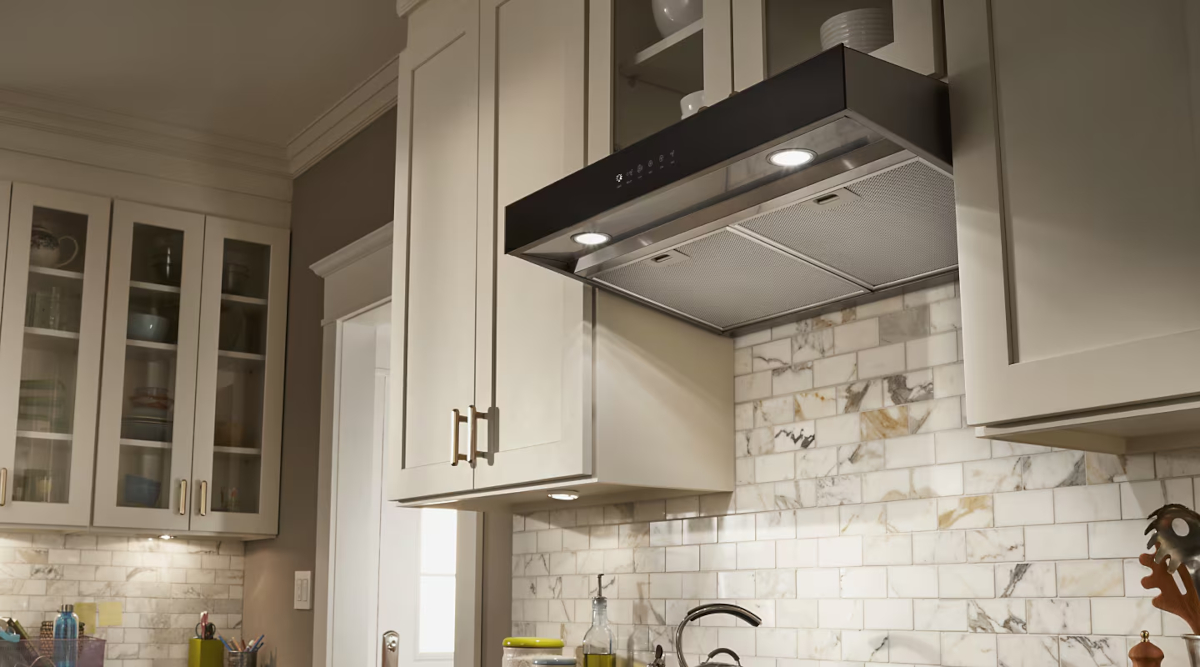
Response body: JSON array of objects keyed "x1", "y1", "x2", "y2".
[
  {"x1": 200, "y1": 480, "x2": 208, "y2": 516},
  {"x1": 450, "y1": 409, "x2": 468, "y2": 465},
  {"x1": 0, "y1": 468, "x2": 7, "y2": 507},
  {"x1": 178, "y1": 479, "x2": 187, "y2": 516},
  {"x1": 467, "y1": 405, "x2": 489, "y2": 464}
]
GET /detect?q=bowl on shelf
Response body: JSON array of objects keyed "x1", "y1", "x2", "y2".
[
  {"x1": 127, "y1": 312, "x2": 170, "y2": 342},
  {"x1": 122, "y1": 474, "x2": 161, "y2": 508},
  {"x1": 222, "y1": 263, "x2": 251, "y2": 296},
  {"x1": 680, "y1": 90, "x2": 705, "y2": 119},
  {"x1": 820, "y1": 8, "x2": 894, "y2": 54},
  {"x1": 651, "y1": 0, "x2": 702, "y2": 38},
  {"x1": 131, "y1": 387, "x2": 173, "y2": 411},
  {"x1": 122, "y1": 417, "x2": 172, "y2": 442}
]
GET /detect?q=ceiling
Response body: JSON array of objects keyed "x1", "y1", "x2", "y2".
[{"x1": 0, "y1": 1, "x2": 406, "y2": 147}]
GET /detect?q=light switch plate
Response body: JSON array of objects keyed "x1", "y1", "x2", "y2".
[{"x1": 294, "y1": 571, "x2": 312, "y2": 610}]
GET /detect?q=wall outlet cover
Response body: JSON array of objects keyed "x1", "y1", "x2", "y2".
[{"x1": 294, "y1": 571, "x2": 313, "y2": 610}]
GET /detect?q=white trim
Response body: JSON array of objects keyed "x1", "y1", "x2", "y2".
[
  {"x1": 310, "y1": 222, "x2": 395, "y2": 278},
  {"x1": 286, "y1": 57, "x2": 400, "y2": 177}
]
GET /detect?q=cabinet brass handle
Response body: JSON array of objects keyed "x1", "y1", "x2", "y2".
[
  {"x1": 450, "y1": 409, "x2": 468, "y2": 465},
  {"x1": 179, "y1": 479, "x2": 187, "y2": 516},
  {"x1": 0, "y1": 468, "x2": 7, "y2": 507},
  {"x1": 467, "y1": 405, "x2": 489, "y2": 464},
  {"x1": 200, "y1": 480, "x2": 208, "y2": 516}
]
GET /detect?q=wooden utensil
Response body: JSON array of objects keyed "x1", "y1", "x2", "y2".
[{"x1": 1140, "y1": 551, "x2": 1200, "y2": 633}]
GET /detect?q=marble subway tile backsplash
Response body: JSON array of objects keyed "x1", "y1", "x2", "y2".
[
  {"x1": 512, "y1": 283, "x2": 1200, "y2": 667},
  {"x1": 0, "y1": 533, "x2": 243, "y2": 667}
]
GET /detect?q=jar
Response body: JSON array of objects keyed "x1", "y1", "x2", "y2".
[{"x1": 502, "y1": 637, "x2": 564, "y2": 667}]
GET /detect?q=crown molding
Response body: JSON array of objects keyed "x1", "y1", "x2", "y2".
[
  {"x1": 286, "y1": 56, "x2": 399, "y2": 177},
  {"x1": 0, "y1": 87, "x2": 293, "y2": 202},
  {"x1": 310, "y1": 222, "x2": 393, "y2": 278}
]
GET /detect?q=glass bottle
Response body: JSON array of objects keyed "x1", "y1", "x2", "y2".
[
  {"x1": 53, "y1": 603, "x2": 78, "y2": 667},
  {"x1": 582, "y1": 574, "x2": 614, "y2": 667}
]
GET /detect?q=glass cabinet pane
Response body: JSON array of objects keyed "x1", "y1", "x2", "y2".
[
  {"x1": 115, "y1": 224, "x2": 185, "y2": 510},
  {"x1": 764, "y1": 0, "x2": 893, "y2": 78},
  {"x1": 211, "y1": 238, "x2": 271, "y2": 515},
  {"x1": 613, "y1": 0, "x2": 706, "y2": 149},
  {"x1": 14, "y1": 206, "x2": 92, "y2": 504}
]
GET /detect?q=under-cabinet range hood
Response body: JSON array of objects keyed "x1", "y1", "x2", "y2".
[{"x1": 505, "y1": 45, "x2": 955, "y2": 336}]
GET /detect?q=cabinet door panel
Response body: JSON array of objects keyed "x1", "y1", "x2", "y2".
[
  {"x1": 93, "y1": 202, "x2": 204, "y2": 532},
  {"x1": 389, "y1": 0, "x2": 478, "y2": 500},
  {"x1": 0, "y1": 184, "x2": 109, "y2": 526},
  {"x1": 947, "y1": 0, "x2": 1200, "y2": 425},
  {"x1": 473, "y1": 0, "x2": 590, "y2": 491},
  {"x1": 191, "y1": 217, "x2": 288, "y2": 535}
]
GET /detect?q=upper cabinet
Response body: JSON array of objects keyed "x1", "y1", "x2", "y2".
[
  {"x1": 91, "y1": 203, "x2": 288, "y2": 536},
  {"x1": 947, "y1": 0, "x2": 1200, "y2": 452},
  {"x1": 389, "y1": 0, "x2": 733, "y2": 506},
  {"x1": 0, "y1": 184, "x2": 109, "y2": 527}
]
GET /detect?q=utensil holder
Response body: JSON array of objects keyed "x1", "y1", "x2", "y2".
[
  {"x1": 1185, "y1": 635, "x2": 1200, "y2": 667},
  {"x1": 226, "y1": 650, "x2": 258, "y2": 667}
]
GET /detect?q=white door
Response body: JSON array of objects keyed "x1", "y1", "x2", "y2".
[
  {"x1": 0, "y1": 184, "x2": 109, "y2": 526},
  {"x1": 93, "y1": 201, "x2": 204, "y2": 532},
  {"x1": 390, "y1": 0, "x2": 479, "y2": 501},
  {"x1": 191, "y1": 216, "x2": 289, "y2": 534},
  {"x1": 325, "y1": 305, "x2": 457, "y2": 667},
  {"x1": 472, "y1": 0, "x2": 591, "y2": 491}
]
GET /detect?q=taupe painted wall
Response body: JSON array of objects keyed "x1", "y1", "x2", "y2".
[{"x1": 243, "y1": 108, "x2": 396, "y2": 667}]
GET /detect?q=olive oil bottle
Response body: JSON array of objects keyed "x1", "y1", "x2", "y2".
[{"x1": 582, "y1": 574, "x2": 614, "y2": 667}]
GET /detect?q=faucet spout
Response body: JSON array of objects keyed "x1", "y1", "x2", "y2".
[{"x1": 672, "y1": 603, "x2": 762, "y2": 667}]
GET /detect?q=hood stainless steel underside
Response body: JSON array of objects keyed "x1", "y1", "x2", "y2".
[
  {"x1": 594, "y1": 154, "x2": 956, "y2": 332},
  {"x1": 505, "y1": 46, "x2": 955, "y2": 336}
]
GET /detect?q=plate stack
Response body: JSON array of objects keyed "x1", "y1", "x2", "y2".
[{"x1": 820, "y1": 8, "x2": 894, "y2": 54}]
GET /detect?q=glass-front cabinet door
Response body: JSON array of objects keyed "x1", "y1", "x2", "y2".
[
  {"x1": 93, "y1": 202, "x2": 204, "y2": 532},
  {"x1": 0, "y1": 184, "x2": 110, "y2": 526},
  {"x1": 190, "y1": 217, "x2": 288, "y2": 535}
]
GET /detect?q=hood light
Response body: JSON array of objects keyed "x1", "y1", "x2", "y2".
[
  {"x1": 548, "y1": 491, "x2": 580, "y2": 501},
  {"x1": 571, "y1": 232, "x2": 610, "y2": 246},
  {"x1": 767, "y1": 148, "x2": 817, "y2": 167},
  {"x1": 160, "y1": 535, "x2": 173, "y2": 540}
]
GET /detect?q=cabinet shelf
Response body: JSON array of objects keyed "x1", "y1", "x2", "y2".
[
  {"x1": 214, "y1": 446, "x2": 261, "y2": 456},
  {"x1": 620, "y1": 18, "x2": 704, "y2": 94},
  {"x1": 15, "y1": 431, "x2": 72, "y2": 441},
  {"x1": 129, "y1": 280, "x2": 181, "y2": 294},
  {"x1": 221, "y1": 293, "x2": 268, "y2": 306},
  {"x1": 24, "y1": 327, "x2": 81, "y2": 352},
  {"x1": 29, "y1": 266, "x2": 84, "y2": 281},
  {"x1": 119, "y1": 438, "x2": 171, "y2": 450},
  {"x1": 218, "y1": 350, "x2": 265, "y2": 362},
  {"x1": 25, "y1": 326, "x2": 79, "y2": 340}
]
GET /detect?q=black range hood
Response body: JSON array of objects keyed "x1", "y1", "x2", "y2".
[{"x1": 505, "y1": 45, "x2": 955, "y2": 336}]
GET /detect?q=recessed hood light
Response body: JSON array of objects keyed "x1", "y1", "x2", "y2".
[
  {"x1": 571, "y1": 232, "x2": 610, "y2": 246},
  {"x1": 767, "y1": 148, "x2": 817, "y2": 167},
  {"x1": 548, "y1": 490, "x2": 579, "y2": 501}
]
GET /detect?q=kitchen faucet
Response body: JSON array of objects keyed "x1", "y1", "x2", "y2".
[{"x1": 653, "y1": 603, "x2": 763, "y2": 667}]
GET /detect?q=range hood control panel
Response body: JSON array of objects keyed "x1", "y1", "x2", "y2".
[{"x1": 615, "y1": 149, "x2": 677, "y2": 190}]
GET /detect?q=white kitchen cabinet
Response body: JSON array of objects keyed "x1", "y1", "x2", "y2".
[
  {"x1": 94, "y1": 201, "x2": 205, "y2": 532},
  {"x1": 730, "y1": 0, "x2": 944, "y2": 91},
  {"x1": 190, "y1": 216, "x2": 288, "y2": 535},
  {"x1": 0, "y1": 184, "x2": 109, "y2": 527},
  {"x1": 390, "y1": 0, "x2": 480, "y2": 500},
  {"x1": 946, "y1": 0, "x2": 1200, "y2": 452},
  {"x1": 92, "y1": 204, "x2": 287, "y2": 536},
  {"x1": 388, "y1": 0, "x2": 733, "y2": 506}
]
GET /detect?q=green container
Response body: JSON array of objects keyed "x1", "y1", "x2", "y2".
[{"x1": 189, "y1": 638, "x2": 225, "y2": 667}]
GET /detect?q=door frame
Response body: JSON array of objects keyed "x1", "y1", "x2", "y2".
[{"x1": 310, "y1": 224, "x2": 482, "y2": 667}]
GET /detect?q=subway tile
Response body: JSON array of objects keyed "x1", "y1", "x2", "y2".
[
  {"x1": 778, "y1": 599, "x2": 820, "y2": 628},
  {"x1": 997, "y1": 635, "x2": 1058, "y2": 667},
  {"x1": 753, "y1": 338, "x2": 793, "y2": 371},
  {"x1": 794, "y1": 388, "x2": 838, "y2": 420},
  {"x1": 937, "y1": 564, "x2": 995, "y2": 598},
  {"x1": 885, "y1": 434, "x2": 937, "y2": 469},
  {"x1": 865, "y1": 598, "x2": 913, "y2": 630},
  {"x1": 840, "y1": 567, "x2": 887, "y2": 598},
  {"x1": 863, "y1": 534, "x2": 912, "y2": 566},
  {"x1": 965, "y1": 528, "x2": 1024, "y2": 563},
  {"x1": 819, "y1": 599, "x2": 864, "y2": 629},
  {"x1": 1090, "y1": 597, "x2": 1161, "y2": 635},
  {"x1": 842, "y1": 628, "x2": 890, "y2": 662},
  {"x1": 1056, "y1": 560, "x2": 1123, "y2": 597},
  {"x1": 888, "y1": 630, "x2": 942, "y2": 664},
  {"x1": 793, "y1": 328, "x2": 835, "y2": 364},
  {"x1": 838, "y1": 379, "x2": 884, "y2": 414},
  {"x1": 937, "y1": 495, "x2": 993, "y2": 530},
  {"x1": 942, "y1": 632, "x2": 997, "y2": 667},
  {"x1": 993, "y1": 490, "x2": 1054, "y2": 527},
  {"x1": 1086, "y1": 452, "x2": 1156, "y2": 484},
  {"x1": 913, "y1": 531, "x2": 966, "y2": 564},
  {"x1": 906, "y1": 332, "x2": 958, "y2": 370},
  {"x1": 858, "y1": 343, "x2": 906, "y2": 379},
  {"x1": 888, "y1": 566, "x2": 939, "y2": 599},
  {"x1": 914, "y1": 599, "x2": 969, "y2": 632},
  {"x1": 879, "y1": 306, "x2": 930, "y2": 344},
  {"x1": 966, "y1": 598, "x2": 1026, "y2": 633},
  {"x1": 818, "y1": 536, "x2": 863, "y2": 568},
  {"x1": 774, "y1": 363, "x2": 815, "y2": 396},
  {"x1": 1052, "y1": 484, "x2": 1120, "y2": 523},
  {"x1": 1088, "y1": 520, "x2": 1147, "y2": 558},
  {"x1": 1024, "y1": 524, "x2": 1088, "y2": 561},
  {"x1": 796, "y1": 567, "x2": 841, "y2": 599},
  {"x1": 834, "y1": 319, "x2": 880, "y2": 354},
  {"x1": 1058, "y1": 636, "x2": 1126, "y2": 667},
  {"x1": 777, "y1": 539, "x2": 818, "y2": 569}
]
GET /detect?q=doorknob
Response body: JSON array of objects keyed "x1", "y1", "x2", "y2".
[{"x1": 382, "y1": 630, "x2": 399, "y2": 667}]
